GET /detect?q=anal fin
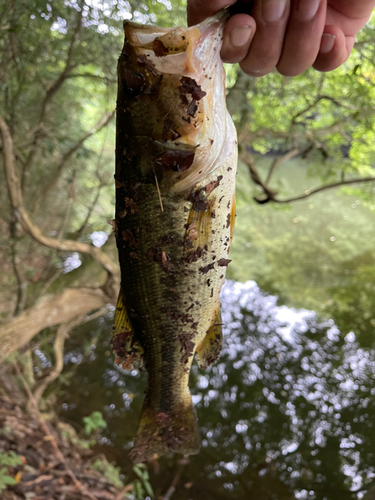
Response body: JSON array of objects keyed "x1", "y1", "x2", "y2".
[
  {"x1": 111, "y1": 289, "x2": 145, "y2": 370},
  {"x1": 196, "y1": 309, "x2": 223, "y2": 370}
]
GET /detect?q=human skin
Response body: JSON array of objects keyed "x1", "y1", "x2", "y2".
[{"x1": 187, "y1": 0, "x2": 375, "y2": 76}]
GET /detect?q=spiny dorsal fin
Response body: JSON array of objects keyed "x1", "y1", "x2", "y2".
[
  {"x1": 111, "y1": 289, "x2": 145, "y2": 370},
  {"x1": 196, "y1": 308, "x2": 223, "y2": 370}
]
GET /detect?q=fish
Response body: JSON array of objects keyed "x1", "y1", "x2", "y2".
[{"x1": 112, "y1": 11, "x2": 238, "y2": 463}]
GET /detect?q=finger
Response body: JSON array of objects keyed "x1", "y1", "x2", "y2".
[
  {"x1": 276, "y1": 0, "x2": 327, "y2": 77},
  {"x1": 187, "y1": 0, "x2": 236, "y2": 26},
  {"x1": 237, "y1": 0, "x2": 291, "y2": 77},
  {"x1": 221, "y1": 14, "x2": 257, "y2": 63},
  {"x1": 313, "y1": 25, "x2": 355, "y2": 72}
]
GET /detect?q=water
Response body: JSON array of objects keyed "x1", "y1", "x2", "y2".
[{"x1": 56, "y1": 280, "x2": 375, "y2": 500}]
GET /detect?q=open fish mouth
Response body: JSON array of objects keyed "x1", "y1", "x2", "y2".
[{"x1": 120, "y1": 11, "x2": 235, "y2": 194}]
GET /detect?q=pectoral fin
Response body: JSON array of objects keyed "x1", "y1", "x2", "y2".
[
  {"x1": 111, "y1": 289, "x2": 145, "y2": 370},
  {"x1": 196, "y1": 309, "x2": 223, "y2": 370}
]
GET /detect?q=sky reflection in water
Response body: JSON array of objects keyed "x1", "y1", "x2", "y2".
[{"x1": 60, "y1": 280, "x2": 375, "y2": 500}]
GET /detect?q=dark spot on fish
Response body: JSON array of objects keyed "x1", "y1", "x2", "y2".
[
  {"x1": 177, "y1": 332, "x2": 195, "y2": 364},
  {"x1": 187, "y1": 99, "x2": 197, "y2": 117},
  {"x1": 211, "y1": 210, "x2": 216, "y2": 219},
  {"x1": 186, "y1": 246, "x2": 203, "y2": 263},
  {"x1": 218, "y1": 258, "x2": 231, "y2": 267},
  {"x1": 189, "y1": 189, "x2": 208, "y2": 212},
  {"x1": 122, "y1": 229, "x2": 137, "y2": 248},
  {"x1": 199, "y1": 263, "x2": 215, "y2": 274},
  {"x1": 211, "y1": 230, "x2": 215, "y2": 234},
  {"x1": 155, "y1": 150, "x2": 195, "y2": 172},
  {"x1": 205, "y1": 175, "x2": 223, "y2": 196},
  {"x1": 146, "y1": 247, "x2": 159, "y2": 262},
  {"x1": 123, "y1": 69, "x2": 145, "y2": 95},
  {"x1": 178, "y1": 76, "x2": 206, "y2": 101},
  {"x1": 226, "y1": 213, "x2": 231, "y2": 228},
  {"x1": 124, "y1": 197, "x2": 139, "y2": 214},
  {"x1": 162, "y1": 119, "x2": 181, "y2": 142},
  {"x1": 152, "y1": 39, "x2": 168, "y2": 57},
  {"x1": 182, "y1": 115, "x2": 191, "y2": 123},
  {"x1": 137, "y1": 54, "x2": 159, "y2": 76},
  {"x1": 145, "y1": 74, "x2": 163, "y2": 94},
  {"x1": 162, "y1": 261, "x2": 175, "y2": 273},
  {"x1": 227, "y1": 167, "x2": 232, "y2": 171},
  {"x1": 207, "y1": 279, "x2": 211, "y2": 287}
]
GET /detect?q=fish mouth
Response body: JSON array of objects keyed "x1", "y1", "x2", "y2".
[{"x1": 122, "y1": 12, "x2": 235, "y2": 194}]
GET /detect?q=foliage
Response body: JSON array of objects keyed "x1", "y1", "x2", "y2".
[
  {"x1": 0, "y1": 452, "x2": 22, "y2": 493},
  {"x1": 0, "y1": 452, "x2": 22, "y2": 467},
  {"x1": 91, "y1": 459, "x2": 154, "y2": 498},
  {"x1": 133, "y1": 463, "x2": 154, "y2": 498},
  {"x1": 82, "y1": 410, "x2": 107, "y2": 434},
  {"x1": 91, "y1": 457, "x2": 124, "y2": 488}
]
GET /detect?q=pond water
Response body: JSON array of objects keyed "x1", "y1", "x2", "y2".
[{"x1": 57, "y1": 279, "x2": 375, "y2": 500}]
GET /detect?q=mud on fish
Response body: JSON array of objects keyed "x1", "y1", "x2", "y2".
[{"x1": 112, "y1": 11, "x2": 238, "y2": 463}]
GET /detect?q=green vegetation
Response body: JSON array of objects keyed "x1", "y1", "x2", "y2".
[
  {"x1": 0, "y1": 452, "x2": 22, "y2": 493},
  {"x1": 0, "y1": 0, "x2": 374, "y2": 498},
  {"x1": 83, "y1": 410, "x2": 107, "y2": 434}
]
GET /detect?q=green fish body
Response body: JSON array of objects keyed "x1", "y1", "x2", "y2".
[{"x1": 113, "y1": 12, "x2": 237, "y2": 462}]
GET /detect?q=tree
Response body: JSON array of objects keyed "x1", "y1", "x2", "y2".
[{"x1": 0, "y1": 0, "x2": 374, "y2": 368}]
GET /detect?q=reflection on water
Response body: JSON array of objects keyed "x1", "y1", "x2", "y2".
[{"x1": 58, "y1": 280, "x2": 375, "y2": 500}]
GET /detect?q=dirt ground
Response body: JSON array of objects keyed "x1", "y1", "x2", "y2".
[{"x1": 0, "y1": 368, "x2": 131, "y2": 500}]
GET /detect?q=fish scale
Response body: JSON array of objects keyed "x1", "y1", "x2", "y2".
[{"x1": 112, "y1": 11, "x2": 238, "y2": 462}]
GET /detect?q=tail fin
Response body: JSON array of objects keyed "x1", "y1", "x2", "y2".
[{"x1": 129, "y1": 397, "x2": 200, "y2": 463}]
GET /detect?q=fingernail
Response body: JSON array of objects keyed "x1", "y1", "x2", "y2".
[
  {"x1": 297, "y1": 0, "x2": 320, "y2": 21},
  {"x1": 320, "y1": 33, "x2": 336, "y2": 53},
  {"x1": 230, "y1": 26, "x2": 252, "y2": 47},
  {"x1": 263, "y1": 0, "x2": 288, "y2": 23}
]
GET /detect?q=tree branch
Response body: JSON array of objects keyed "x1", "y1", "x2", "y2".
[
  {"x1": 32, "y1": 109, "x2": 115, "y2": 212},
  {"x1": 0, "y1": 287, "x2": 111, "y2": 364},
  {"x1": 32, "y1": 308, "x2": 106, "y2": 403},
  {"x1": 271, "y1": 176, "x2": 375, "y2": 204},
  {"x1": 241, "y1": 150, "x2": 375, "y2": 204},
  {"x1": 265, "y1": 149, "x2": 299, "y2": 185},
  {"x1": 0, "y1": 114, "x2": 118, "y2": 279},
  {"x1": 21, "y1": 4, "x2": 85, "y2": 190}
]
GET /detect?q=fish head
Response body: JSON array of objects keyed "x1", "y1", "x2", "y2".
[{"x1": 118, "y1": 12, "x2": 237, "y2": 194}]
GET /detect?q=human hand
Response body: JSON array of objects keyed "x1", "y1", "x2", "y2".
[{"x1": 187, "y1": 0, "x2": 375, "y2": 76}]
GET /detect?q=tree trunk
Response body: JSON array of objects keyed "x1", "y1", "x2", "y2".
[{"x1": 0, "y1": 287, "x2": 111, "y2": 363}]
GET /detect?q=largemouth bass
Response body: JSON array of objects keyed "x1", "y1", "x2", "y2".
[{"x1": 112, "y1": 12, "x2": 237, "y2": 463}]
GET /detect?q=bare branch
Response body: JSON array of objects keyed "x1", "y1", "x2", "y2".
[
  {"x1": 32, "y1": 307, "x2": 107, "y2": 403},
  {"x1": 0, "y1": 287, "x2": 110, "y2": 364},
  {"x1": 291, "y1": 95, "x2": 356, "y2": 125},
  {"x1": 21, "y1": 5, "x2": 85, "y2": 189},
  {"x1": 0, "y1": 114, "x2": 118, "y2": 278},
  {"x1": 265, "y1": 149, "x2": 299, "y2": 185},
  {"x1": 33, "y1": 109, "x2": 115, "y2": 211},
  {"x1": 9, "y1": 220, "x2": 28, "y2": 316},
  {"x1": 271, "y1": 176, "x2": 375, "y2": 204},
  {"x1": 241, "y1": 148, "x2": 375, "y2": 205}
]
